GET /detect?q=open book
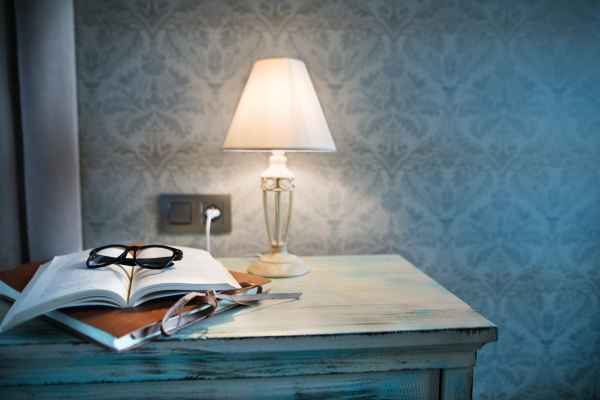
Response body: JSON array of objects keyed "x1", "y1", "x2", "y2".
[{"x1": 0, "y1": 246, "x2": 241, "y2": 333}]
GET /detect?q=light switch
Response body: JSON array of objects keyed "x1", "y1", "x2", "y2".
[{"x1": 169, "y1": 202, "x2": 192, "y2": 224}]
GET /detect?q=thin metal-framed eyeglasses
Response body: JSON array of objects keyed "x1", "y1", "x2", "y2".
[{"x1": 86, "y1": 245, "x2": 183, "y2": 270}]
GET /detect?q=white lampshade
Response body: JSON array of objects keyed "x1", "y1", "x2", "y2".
[{"x1": 223, "y1": 58, "x2": 336, "y2": 152}]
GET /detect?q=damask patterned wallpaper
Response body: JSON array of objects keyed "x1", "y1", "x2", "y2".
[{"x1": 74, "y1": 1, "x2": 600, "y2": 398}]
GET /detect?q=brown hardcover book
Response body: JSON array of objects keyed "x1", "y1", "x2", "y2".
[{"x1": 0, "y1": 259, "x2": 269, "y2": 351}]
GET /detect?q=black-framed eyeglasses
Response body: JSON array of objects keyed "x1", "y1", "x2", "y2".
[{"x1": 86, "y1": 245, "x2": 183, "y2": 270}]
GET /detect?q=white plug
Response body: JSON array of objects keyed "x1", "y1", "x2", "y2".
[{"x1": 205, "y1": 206, "x2": 221, "y2": 255}]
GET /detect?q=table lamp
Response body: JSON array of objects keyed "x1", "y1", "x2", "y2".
[{"x1": 223, "y1": 58, "x2": 336, "y2": 278}]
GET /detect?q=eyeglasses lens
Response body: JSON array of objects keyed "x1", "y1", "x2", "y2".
[
  {"x1": 136, "y1": 247, "x2": 176, "y2": 269},
  {"x1": 88, "y1": 246, "x2": 128, "y2": 267}
]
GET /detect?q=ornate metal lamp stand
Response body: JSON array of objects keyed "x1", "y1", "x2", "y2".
[{"x1": 247, "y1": 153, "x2": 310, "y2": 278}]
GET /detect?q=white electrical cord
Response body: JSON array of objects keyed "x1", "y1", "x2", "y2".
[{"x1": 205, "y1": 207, "x2": 221, "y2": 255}]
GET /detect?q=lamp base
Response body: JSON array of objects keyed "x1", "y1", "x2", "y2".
[{"x1": 248, "y1": 251, "x2": 310, "y2": 278}]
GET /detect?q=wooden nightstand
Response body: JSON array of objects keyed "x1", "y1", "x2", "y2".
[{"x1": 0, "y1": 255, "x2": 497, "y2": 399}]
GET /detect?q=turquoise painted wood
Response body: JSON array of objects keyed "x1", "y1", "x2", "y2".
[
  {"x1": 0, "y1": 255, "x2": 497, "y2": 399},
  {"x1": 0, "y1": 370, "x2": 441, "y2": 400},
  {"x1": 441, "y1": 368, "x2": 474, "y2": 400}
]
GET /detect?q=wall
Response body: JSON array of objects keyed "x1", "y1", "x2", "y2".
[{"x1": 74, "y1": 1, "x2": 600, "y2": 398}]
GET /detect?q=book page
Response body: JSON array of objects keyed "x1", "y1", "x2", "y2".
[
  {"x1": 37, "y1": 250, "x2": 132, "y2": 302},
  {"x1": 0, "y1": 249, "x2": 133, "y2": 332},
  {"x1": 130, "y1": 246, "x2": 240, "y2": 303},
  {"x1": 12, "y1": 250, "x2": 131, "y2": 314}
]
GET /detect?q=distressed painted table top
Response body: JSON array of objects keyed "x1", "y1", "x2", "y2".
[
  {"x1": 0, "y1": 254, "x2": 497, "y2": 348},
  {"x1": 190, "y1": 254, "x2": 497, "y2": 343},
  {"x1": 0, "y1": 254, "x2": 498, "y2": 395}
]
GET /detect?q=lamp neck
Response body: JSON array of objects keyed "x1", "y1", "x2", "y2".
[{"x1": 261, "y1": 152, "x2": 295, "y2": 179}]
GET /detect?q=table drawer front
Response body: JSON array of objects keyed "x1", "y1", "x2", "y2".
[
  {"x1": 0, "y1": 342, "x2": 477, "y2": 386},
  {"x1": 1, "y1": 369, "x2": 441, "y2": 400}
]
